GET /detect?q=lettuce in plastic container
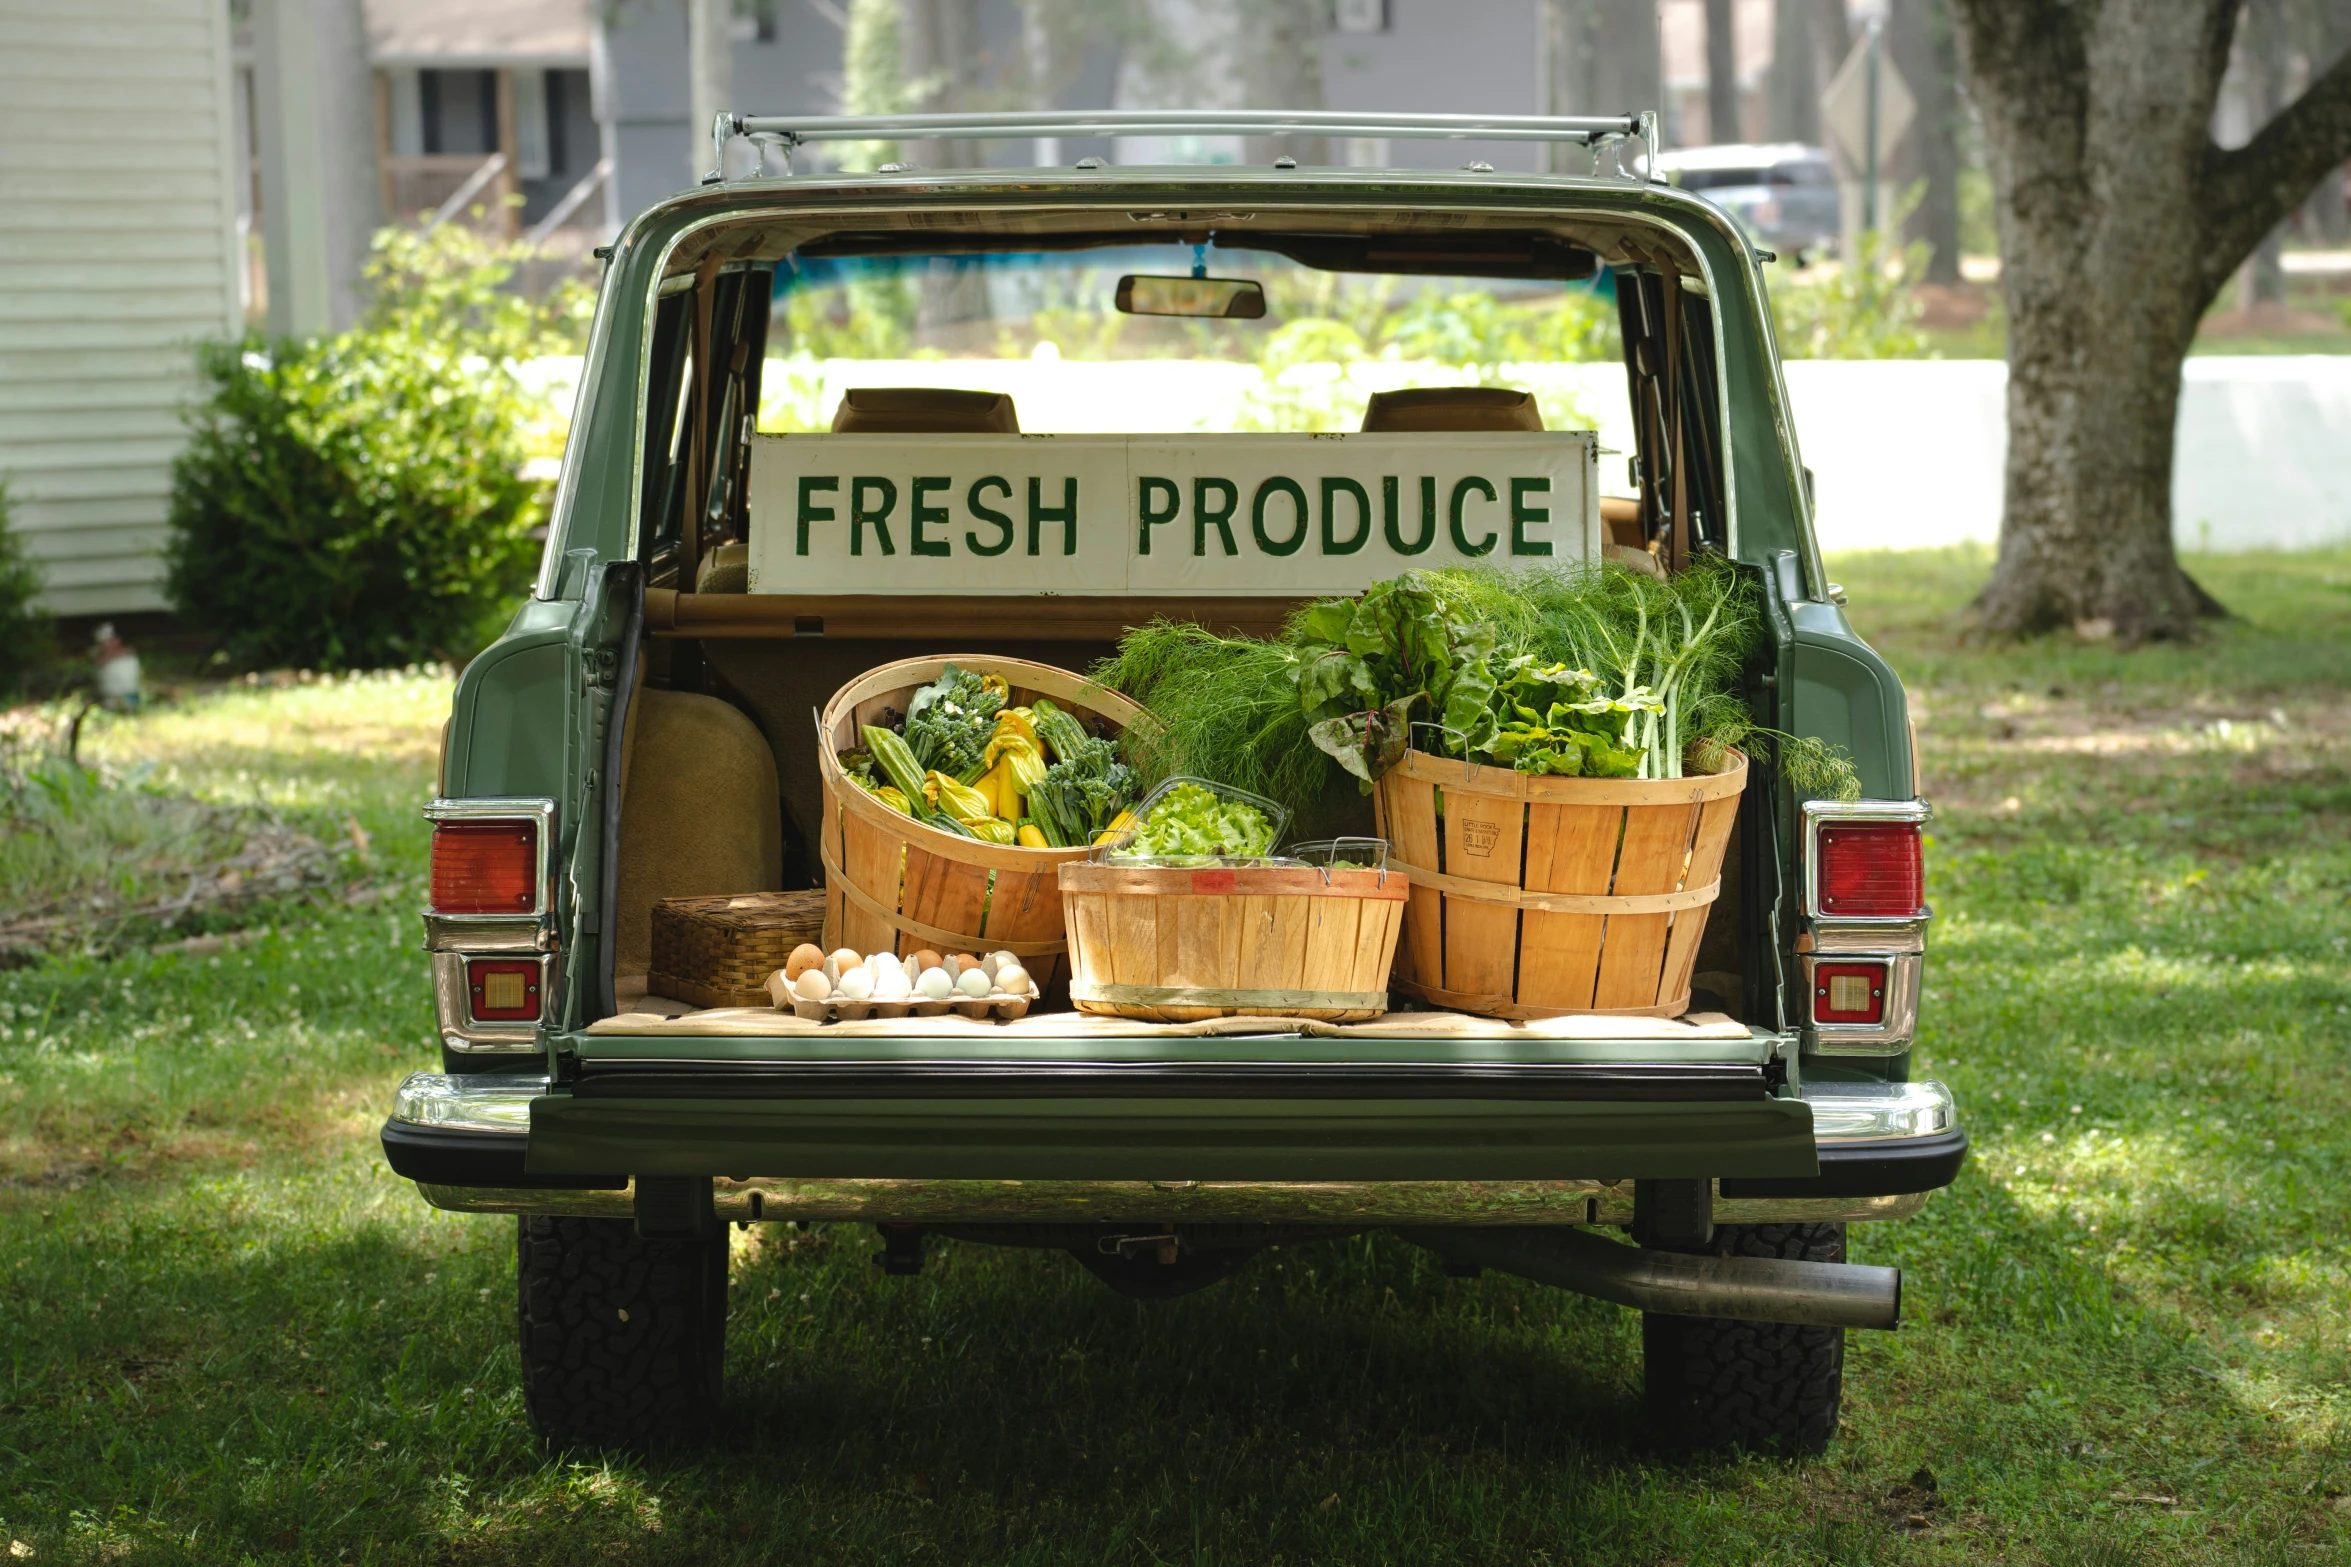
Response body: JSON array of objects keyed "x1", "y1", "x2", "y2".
[{"x1": 1105, "y1": 778, "x2": 1287, "y2": 865}]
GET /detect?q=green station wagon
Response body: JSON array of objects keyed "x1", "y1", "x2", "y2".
[{"x1": 380, "y1": 109, "x2": 1963, "y2": 1456}]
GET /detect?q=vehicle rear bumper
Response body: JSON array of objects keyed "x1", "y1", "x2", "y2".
[{"x1": 381, "y1": 1070, "x2": 1962, "y2": 1219}]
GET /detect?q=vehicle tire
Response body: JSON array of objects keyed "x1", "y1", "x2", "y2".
[
  {"x1": 1641, "y1": 1221, "x2": 1846, "y2": 1456},
  {"x1": 515, "y1": 1215, "x2": 727, "y2": 1449}
]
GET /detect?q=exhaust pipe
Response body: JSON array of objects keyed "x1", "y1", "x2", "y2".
[{"x1": 1397, "y1": 1226, "x2": 1901, "y2": 1331}]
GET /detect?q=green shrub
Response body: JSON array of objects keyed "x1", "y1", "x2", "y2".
[
  {"x1": 1769, "y1": 190, "x2": 1933, "y2": 360},
  {"x1": 165, "y1": 226, "x2": 586, "y2": 670},
  {"x1": 0, "y1": 481, "x2": 51, "y2": 697}
]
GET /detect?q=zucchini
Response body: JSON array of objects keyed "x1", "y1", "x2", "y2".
[{"x1": 861, "y1": 725, "x2": 934, "y2": 820}]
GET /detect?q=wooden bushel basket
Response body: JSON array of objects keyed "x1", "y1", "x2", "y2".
[
  {"x1": 1059, "y1": 862, "x2": 1409, "y2": 1023},
  {"x1": 1372, "y1": 749, "x2": 1746, "y2": 1019},
  {"x1": 816, "y1": 655, "x2": 1145, "y2": 993}
]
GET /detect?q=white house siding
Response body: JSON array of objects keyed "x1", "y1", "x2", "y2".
[{"x1": 0, "y1": 0, "x2": 242, "y2": 617}]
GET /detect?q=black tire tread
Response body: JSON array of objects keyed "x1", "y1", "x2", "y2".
[
  {"x1": 1642, "y1": 1221, "x2": 1846, "y2": 1456},
  {"x1": 515, "y1": 1215, "x2": 726, "y2": 1449}
]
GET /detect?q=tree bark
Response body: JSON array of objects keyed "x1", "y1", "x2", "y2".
[
  {"x1": 1811, "y1": 0, "x2": 1851, "y2": 92},
  {"x1": 1768, "y1": 0, "x2": 1817, "y2": 144},
  {"x1": 1703, "y1": 0, "x2": 1740, "y2": 144},
  {"x1": 1238, "y1": 0, "x2": 1327, "y2": 166},
  {"x1": 1949, "y1": 0, "x2": 2351, "y2": 641},
  {"x1": 1888, "y1": 0, "x2": 1962, "y2": 284}
]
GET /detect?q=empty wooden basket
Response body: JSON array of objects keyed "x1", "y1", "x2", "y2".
[
  {"x1": 1058, "y1": 862, "x2": 1409, "y2": 1023},
  {"x1": 648, "y1": 889, "x2": 828, "y2": 1008},
  {"x1": 1372, "y1": 749, "x2": 1745, "y2": 1019}
]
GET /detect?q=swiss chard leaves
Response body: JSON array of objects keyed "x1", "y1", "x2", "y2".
[{"x1": 1289, "y1": 575, "x2": 1500, "y2": 787}]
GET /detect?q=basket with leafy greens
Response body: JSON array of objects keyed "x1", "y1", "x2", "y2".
[
  {"x1": 1095, "y1": 777, "x2": 1288, "y2": 866},
  {"x1": 1097, "y1": 558, "x2": 1857, "y2": 827}
]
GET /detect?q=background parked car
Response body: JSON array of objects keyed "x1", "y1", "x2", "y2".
[{"x1": 1654, "y1": 144, "x2": 1843, "y2": 261}]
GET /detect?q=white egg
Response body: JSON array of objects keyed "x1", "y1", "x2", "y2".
[
  {"x1": 834, "y1": 966, "x2": 874, "y2": 1001},
  {"x1": 868, "y1": 950, "x2": 902, "y2": 975},
  {"x1": 994, "y1": 963, "x2": 1031, "y2": 997},
  {"x1": 916, "y1": 966, "x2": 954, "y2": 1001},
  {"x1": 956, "y1": 966, "x2": 992, "y2": 999},
  {"x1": 874, "y1": 968, "x2": 912, "y2": 1001},
  {"x1": 793, "y1": 968, "x2": 832, "y2": 1001}
]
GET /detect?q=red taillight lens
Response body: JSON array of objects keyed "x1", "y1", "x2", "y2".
[
  {"x1": 1816, "y1": 822, "x2": 1923, "y2": 917},
  {"x1": 430, "y1": 820, "x2": 538, "y2": 914},
  {"x1": 1813, "y1": 961, "x2": 1888, "y2": 1024},
  {"x1": 466, "y1": 959, "x2": 542, "y2": 1021}
]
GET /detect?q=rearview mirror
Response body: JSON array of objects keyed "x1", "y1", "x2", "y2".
[{"x1": 1115, "y1": 274, "x2": 1267, "y2": 319}]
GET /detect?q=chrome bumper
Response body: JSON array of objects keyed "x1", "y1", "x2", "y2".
[{"x1": 383, "y1": 1074, "x2": 1962, "y2": 1225}]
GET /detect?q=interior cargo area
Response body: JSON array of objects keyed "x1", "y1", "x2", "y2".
[{"x1": 595, "y1": 204, "x2": 1769, "y2": 1043}]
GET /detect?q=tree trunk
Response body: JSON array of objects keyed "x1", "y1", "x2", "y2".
[
  {"x1": 1951, "y1": 0, "x2": 2351, "y2": 641},
  {"x1": 1811, "y1": 0, "x2": 1851, "y2": 86},
  {"x1": 1703, "y1": 0, "x2": 1740, "y2": 144},
  {"x1": 1889, "y1": 0, "x2": 1962, "y2": 284},
  {"x1": 1238, "y1": 0, "x2": 1327, "y2": 166},
  {"x1": 1553, "y1": 0, "x2": 1664, "y2": 157},
  {"x1": 2238, "y1": 0, "x2": 2294, "y2": 310},
  {"x1": 1768, "y1": 0, "x2": 1817, "y2": 144},
  {"x1": 1981, "y1": 268, "x2": 2210, "y2": 640}
]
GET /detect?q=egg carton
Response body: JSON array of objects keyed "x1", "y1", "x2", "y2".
[{"x1": 785, "y1": 989, "x2": 1033, "y2": 1023}]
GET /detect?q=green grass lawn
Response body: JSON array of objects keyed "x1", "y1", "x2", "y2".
[{"x1": 2, "y1": 553, "x2": 2348, "y2": 1565}]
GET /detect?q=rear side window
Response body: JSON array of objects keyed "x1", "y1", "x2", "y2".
[{"x1": 1775, "y1": 160, "x2": 1835, "y2": 186}]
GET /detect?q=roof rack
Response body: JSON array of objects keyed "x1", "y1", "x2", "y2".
[{"x1": 709, "y1": 109, "x2": 1659, "y2": 184}]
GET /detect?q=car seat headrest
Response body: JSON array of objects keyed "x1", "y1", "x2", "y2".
[
  {"x1": 830, "y1": 387, "x2": 1021, "y2": 434},
  {"x1": 1360, "y1": 387, "x2": 1545, "y2": 433}
]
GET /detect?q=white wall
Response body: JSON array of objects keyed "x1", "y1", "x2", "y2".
[
  {"x1": 0, "y1": 0, "x2": 244, "y2": 617},
  {"x1": 512, "y1": 352, "x2": 2351, "y2": 565},
  {"x1": 1790, "y1": 357, "x2": 2351, "y2": 555}
]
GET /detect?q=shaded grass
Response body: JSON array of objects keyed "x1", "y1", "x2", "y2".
[{"x1": 2, "y1": 567, "x2": 2350, "y2": 1563}]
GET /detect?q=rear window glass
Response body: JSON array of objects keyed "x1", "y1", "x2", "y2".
[{"x1": 758, "y1": 243, "x2": 1632, "y2": 442}]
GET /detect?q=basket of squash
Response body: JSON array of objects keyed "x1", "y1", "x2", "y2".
[{"x1": 814, "y1": 656, "x2": 1145, "y2": 996}]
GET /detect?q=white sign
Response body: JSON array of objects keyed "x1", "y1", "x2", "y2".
[
  {"x1": 745, "y1": 432, "x2": 1598, "y2": 596},
  {"x1": 1821, "y1": 30, "x2": 1915, "y2": 173}
]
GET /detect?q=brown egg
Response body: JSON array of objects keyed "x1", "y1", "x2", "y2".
[
  {"x1": 783, "y1": 943, "x2": 826, "y2": 981},
  {"x1": 911, "y1": 948, "x2": 943, "y2": 974}
]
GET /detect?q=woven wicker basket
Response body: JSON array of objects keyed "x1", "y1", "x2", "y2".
[{"x1": 648, "y1": 889, "x2": 828, "y2": 1008}]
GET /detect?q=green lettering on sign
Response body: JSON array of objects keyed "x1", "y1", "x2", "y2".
[
  {"x1": 1449, "y1": 476, "x2": 1497, "y2": 557},
  {"x1": 1253, "y1": 476, "x2": 1308, "y2": 557},
  {"x1": 1321, "y1": 476, "x2": 1370, "y2": 556},
  {"x1": 910, "y1": 476, "x2": 951, "y2": 558},
  {"x1": 1194, "y1": 477, "x2": 1239, "y2": 556},
  {"x1": 850, "y1": 476, "x2": 897, "y2": 556},
  {"x1": 965, "y1": 476, "x2": 1013, "y2": 556},
  {"x1": 1027, "y1": 477, "x2": 1078, "y2": 557},
  {"x1": 1509, "y1": 476, "x2": 1553, "y2": 557},
  {"x1": 796, "y1": 475, "x2": 838, "y2": 556},
  {"x1": 1136, "y1": 476, "x2": 1179, "y2": 556},
  {"x1": 1382, "y1": 475, "x2": 1435, "y2": 555}
]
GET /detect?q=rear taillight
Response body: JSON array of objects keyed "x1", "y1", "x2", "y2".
[
  {"x1": 430, "y1": 820, "x2": 539, "y2": 914},
  {"x1": 1812, "y1": 961, "x2": 1888, "y2": 1024},
  {"x1": 1815, "y1": 822, "x2": 1923, "y2": 918},
  {"x1": 466, "y1": 959, "x2": 542, "y2": 1021}
]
